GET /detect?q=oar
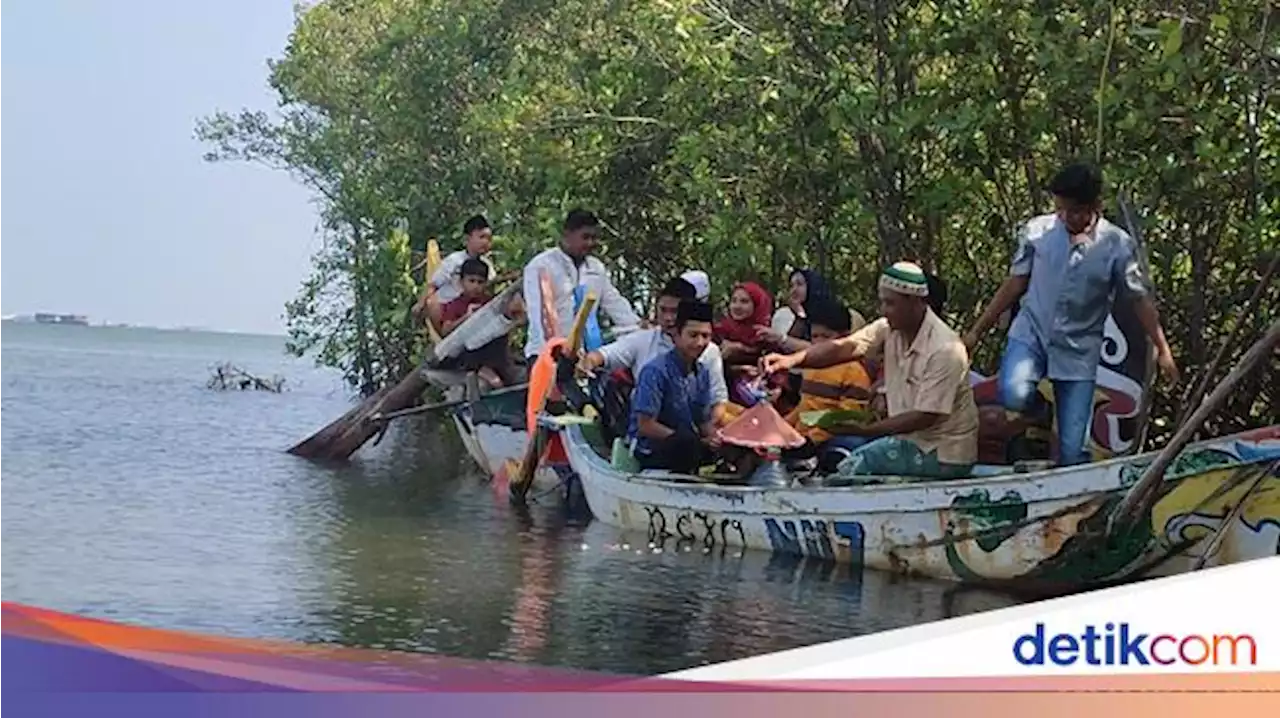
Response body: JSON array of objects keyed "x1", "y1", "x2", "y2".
[{"x1": 509, "y1": 291, "x2": 598, "y2": 504}]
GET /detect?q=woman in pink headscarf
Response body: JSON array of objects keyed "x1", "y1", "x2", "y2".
[{"x1": 715, "y1": 282, "x2": 789, "y2": 407}]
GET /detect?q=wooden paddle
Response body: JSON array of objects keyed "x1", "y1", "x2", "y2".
[
  {"x1": 420, "y1": 238, "x2": 445, "y2": 346},
  {"x1": 509, "y1": 290, "x2": 598, "y2": 504}
]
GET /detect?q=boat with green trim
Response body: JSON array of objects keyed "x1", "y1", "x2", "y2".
[
  {"x1": 546, "y1": 298, "x2": 1280, "y2": 591},
  {"x1": 555, "y1": 419, "x2": 1279, "y2": 591}
]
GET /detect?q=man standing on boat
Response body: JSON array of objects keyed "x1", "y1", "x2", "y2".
[
  {"x1": 522, "y1": 209, "x2": 642, "y2": 362},
  {"x1": 415, "y1": 215, "x2": 496, "y2": 331},
  {"x1": 762, "y1": 262, "x2": 978, "y2": 480},
  {"x1": 962, "y1": 162, "x2": 1179, "y2": 466},
  {"x1": 576, "y1": 277, "x2": 731, "y2": 435}
]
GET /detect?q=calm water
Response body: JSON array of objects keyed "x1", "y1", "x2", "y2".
[{"x1": 1, "y1": 323, "x2": 1021, "y2": 674}]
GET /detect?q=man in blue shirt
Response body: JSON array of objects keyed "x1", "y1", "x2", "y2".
[
  {"x1": 964, "y1": 163, "x2": 1179, "y2": 466},
  {"x1": 627, "y1": 300, "x2": 725, "y2": 474}
]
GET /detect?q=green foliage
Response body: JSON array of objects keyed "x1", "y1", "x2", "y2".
[{"x1": 199, "y1": 0, "x2": 1279, "y2": 440}]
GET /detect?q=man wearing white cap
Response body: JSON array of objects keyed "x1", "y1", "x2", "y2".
[
  {"x1": 681, "y1": 270, "x2": 711, "y2": 302},
  {"x1": 763, "y1": 261, "x2": 978, "y2": 481}
]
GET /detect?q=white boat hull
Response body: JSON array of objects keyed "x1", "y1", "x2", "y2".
[{"x1": 563, "y1": 424, "x2": 1280, "y2": 589}]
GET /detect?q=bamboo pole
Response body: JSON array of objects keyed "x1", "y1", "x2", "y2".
[
  {"x1": 1108, "y1": 318, "x2": 1280, "y2": 532},
  {"x1": 370, "y1": 381, "x2": 531, "y2": 423}
]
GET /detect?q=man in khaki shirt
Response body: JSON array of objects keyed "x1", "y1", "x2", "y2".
[{"x1": 763, "y1": 262, "x2": 978, "y2": 480}]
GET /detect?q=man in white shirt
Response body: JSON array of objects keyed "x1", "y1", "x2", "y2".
[
  {"x1": 579, "y1": 277, "x2": 729, "y2": 397},
  {"x1": 522, "y1": 209, "x2": 642, "y2": 361},
  {"x1": 577, "y1": 277, "x2": 730, "y2": 440},
  {"x1": 415, "y1": 215, "x2": 496, "y2": 331}
]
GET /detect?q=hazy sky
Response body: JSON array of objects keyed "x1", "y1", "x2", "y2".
[{"x1": 3, "y1": 1, "x2": 322, "y2": 335}]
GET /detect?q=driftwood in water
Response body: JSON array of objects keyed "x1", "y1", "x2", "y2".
[{"x1": 208, "y1": 362, "x2": 285, "y2": 392}]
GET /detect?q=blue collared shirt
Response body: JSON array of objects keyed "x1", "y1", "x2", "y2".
[
  {"x1": 1007, "y1": 213, "x2": 1149, "y2": 381},
  {"x1": 626, "y1": 349, "x2": 713, "y2": 456}
]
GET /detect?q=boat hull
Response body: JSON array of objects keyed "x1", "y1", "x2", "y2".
[
  {"x1": 564, "y1": 424, "x2": 1280, "y2": 590},
  {"x1": 450, "y1": 383, "x2": 571, "y2": 492}
]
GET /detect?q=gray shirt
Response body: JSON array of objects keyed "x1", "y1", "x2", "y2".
[{"x1": 1007, "y1": 213, "x2": 1149, "y2": 381}]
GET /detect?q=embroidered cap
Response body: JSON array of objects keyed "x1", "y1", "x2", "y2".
[{"x1": 879, "y1": 261, "x2": 930, "y2": 297}]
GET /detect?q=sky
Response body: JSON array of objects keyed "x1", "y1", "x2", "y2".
[{"x1": 2, "y1": 0, "x2": 323, "y2": 335}]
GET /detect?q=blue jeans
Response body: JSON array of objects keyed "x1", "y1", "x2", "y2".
[{"x1": 998, "y1": 338, "x2": 1096, "y2": 466}]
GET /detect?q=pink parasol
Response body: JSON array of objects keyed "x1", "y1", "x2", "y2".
[{"x1": 717, "y1": 401, "x2": 807, "y2": 450}]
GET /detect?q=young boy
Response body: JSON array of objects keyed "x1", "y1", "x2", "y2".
[
  {"x1": 785, "y1": 299, "x2": 874, "y2": 464},
  {"x1": 439, "y1": 258, "x2": 517, "y2": 388}
]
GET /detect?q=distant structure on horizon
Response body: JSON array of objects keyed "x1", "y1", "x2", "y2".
[
  {"x1": 4, "y1": 313, "x2": 91, "y2": 326},
  {"x1": 36, "y1": 313, "x2": 89, "y2": 326}
]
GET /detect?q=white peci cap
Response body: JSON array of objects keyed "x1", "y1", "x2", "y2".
[{"x1": 681, "y1": 270, "x2": 711, "y2": 301}]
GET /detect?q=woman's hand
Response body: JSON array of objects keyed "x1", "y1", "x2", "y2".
[{"x1": 755, "y1": 326, "x2": 785, "y2": 346}]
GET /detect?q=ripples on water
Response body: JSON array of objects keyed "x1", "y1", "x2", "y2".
[{"x1": 1, "y1": 323, "x2": 1022, "y2": 674}]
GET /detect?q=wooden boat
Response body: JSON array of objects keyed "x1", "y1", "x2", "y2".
[
  {"x1": 435, "y1": 376, "x2": 571, "y2": 493},
  {"x1": 545, "y1": 279, "x2": 1280, "y2": 591},
  {"x1": 417, "y1": 276, "x2": 580, "y2": 495},
  {"x1": 556, "y1": 419, "x2": 1280, "y2": 591}
]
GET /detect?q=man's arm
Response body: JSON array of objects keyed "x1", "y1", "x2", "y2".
[
  {"x1": 597, "y1": 268, "x2": 642, "y2": 335},
  {"x1": 703, "y1": 343, "x2": 730, "y2": 408},
  {"x1": 579, "y1": 331, "x2": 642, "y2": 374},
  {"x1": 693, "y1": 369, "x2": 724, "y2": 444},
  {"x1": 631, "y1": 366, "x2": 673, "y2": 440},
  {"x1": 1117, "y1": 238, "x2": 1180, "y2": 382},
  {"x1": 965, "y1": 276, "x2": 1029, "y2": 348},
  {"x1": 1133, "y1": 295, "x2": 1174, "y2": 370},
  {"x1": 521, "y1": 264, "x2": 546, "y2": 353},
  {"x1": 637, "y1": 414, "x2": 676, "y2": 441},
  {"x1": 964, "y1": 223, "x2": 1034, "y2": 349},
  {"x1": 843, "y1": 343, "x2": 967, "y2": 438},
  {"x1": 837, "y1": 410, "x2": 944, "y2": 438},
  {"x1": 771, "y1": 318, "x2": 888, "y2": 372}
]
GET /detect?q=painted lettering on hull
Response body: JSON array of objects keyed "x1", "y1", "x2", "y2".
[
  {"x1": 764, "y1": 519, "x2": 865, "y2": 565},
  {"x1": 646, "y1": 507, "x2": 747, "y2": 553}
]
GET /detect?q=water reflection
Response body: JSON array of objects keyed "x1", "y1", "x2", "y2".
[{"x1": 298, "y1": 420, "x2": 1021, "y2": 674}]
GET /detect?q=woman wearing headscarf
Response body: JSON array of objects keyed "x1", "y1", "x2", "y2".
[
  {"x1": 763, "y1": 268, "x2": 855, "y2": 351},
  {"x1": 715, "y1": 281, "x2": 790, "y2": 406}
]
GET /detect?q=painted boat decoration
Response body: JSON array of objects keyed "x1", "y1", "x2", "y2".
[{"x1": 556, "y1": 420, "x2": 1280, "y2": 592}]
